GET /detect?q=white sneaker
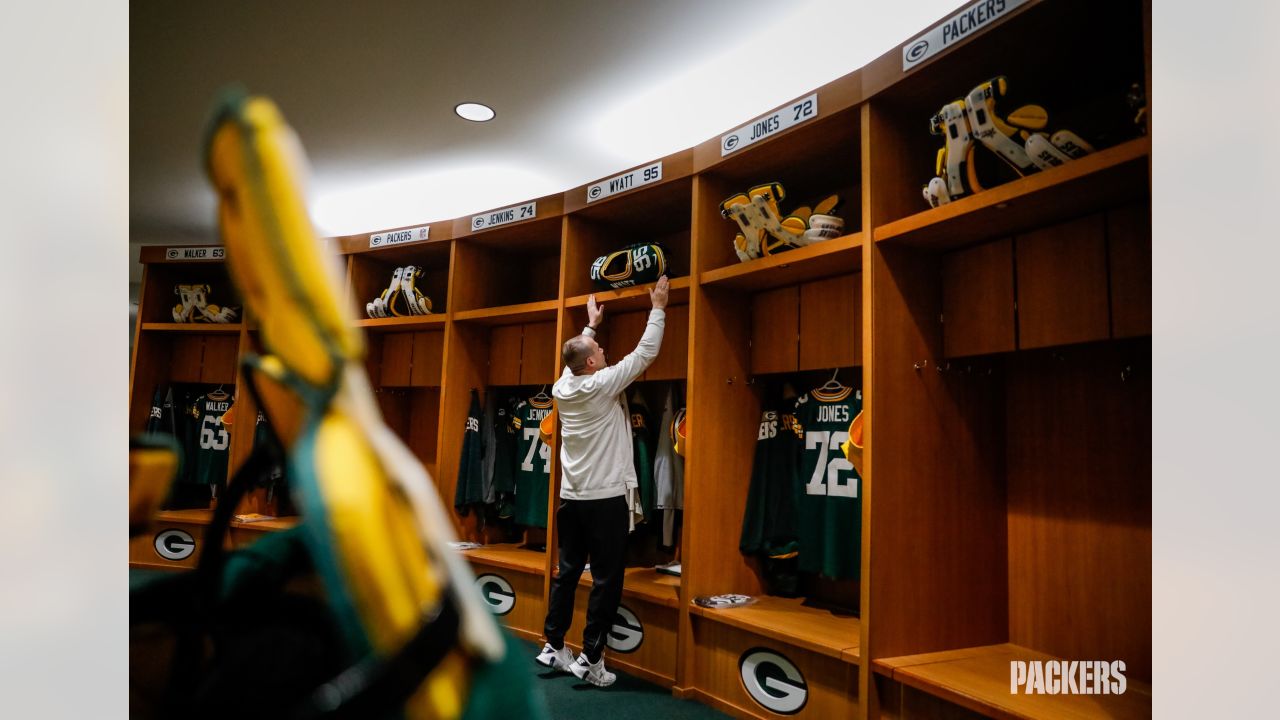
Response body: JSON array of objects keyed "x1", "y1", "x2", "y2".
[
  {"x1": 569, "y1": 653, "x2": 617, "y2": 687},
  {"x1": 534, "y1": 642, "x2": 575, "y2": 672}
]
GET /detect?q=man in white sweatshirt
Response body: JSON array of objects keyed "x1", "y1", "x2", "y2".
[{"x1": 535, "y1": 275, "x2": 670, "y2": 687}]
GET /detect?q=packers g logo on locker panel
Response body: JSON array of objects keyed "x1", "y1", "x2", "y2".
[
  {"x1": 153, "y1": 529, "x2": 196, "y2": 561},
  {"x1": 739, "y1": 647, "x2": 808, "y2": 714},
  {"x1": 475, "y1": 573, "x2": 516, "y2": 616},
  {"x1": 606, "y1": 604, "x2": 644, "y2": 653}
]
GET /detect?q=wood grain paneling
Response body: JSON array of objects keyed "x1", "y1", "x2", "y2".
[
  {"x1": 488, "y1": 324, "x2": 523, "y2": 386},
  {"x1": 527, "y1": 253, "x2": 562, "y2": 303},
  {"x1": 410, "y1": 331, "x2": 444, "y2": 387},
  {"x1": 866, "y1": 243, "x2": 1008, "y2": 661},
  {"x1": 447, "y1": 242, "x2": 489, "y2": 312},
  {"x1": 1005, "y1": 341, "x2": 1152, "y2": 682},
  {"x1": 130, "y1": 339, "x2": 170, "y2": 432},
  {"x1": 568, "y1": 594, "x2": 679, "y2": 685},
  {"x1": 879, "y1": 643, "x2": 1151, "y2": 720},
  {"x1": 520, "y1": 321, "x2": 557, "y2": 385},
  {"x1": 1107, "y1": 202, "x2": 1152, "y2": 338},
  {"x1": 800, "y1": 273, "x2": 860, "y2": 370},
  {"x1": 169, "y1": 336, "x2": 203, "y2": 383},
  {"x1": 1016, "y1": 214, "x2": 1110, "y2": 350},
  {"x1": 647, "y1": 303, "x2": 689, "y2": 380},
  {"x1": 686, "y1": 287, "x2": 763, "y2": 600},
  {"x1": 602, "y1": 310, "x2": 648, "y2": 372},
  {"x1": 469, "y1": 564, "x2": 545, "y2": 639},
  {"x1": 690, "y1": 596, "x2": 859, "y2": 661},
  {"x1": 379, "y1": 333, "x2": 413, "y2": 387},
  {"x1": 693, "y1": 175, "x2": 740, "y2": 274},
  {"x1": 376, "y1": 389, "x2": 410, "y2": 440},
  {"x1": 200, "y1": 335, "x2": 240, "y2": 384},
  {"x1": 942, "y1": 239, "x2": 1016, "y2": 358},
  {"x1": 751, "y1": 285, "x2": 799, "y2": 374},
  {"x1": 690, "y1": 617, "x2": 859, "y2": 719},
  {"x1": 408, "y1": 388, "x2": 441, "y2": 469},
  {"x1": 437, "y1": 322, "x2": 489, "y2": 535}
]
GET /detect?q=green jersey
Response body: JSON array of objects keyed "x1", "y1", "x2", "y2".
[
  {"x1": 740, "y1": 403, "x2": 801, "y2": 559},
  {"x1": 791, "y1": 386, "x2": 862, "y2": 580},
  {"x1": 489, "y1": 395, "x2": 519, "y2": 519},
  {"x1": 629, "y1": 396, "x2": 655, "y2": 518},
  {"x1": 454, "y1": 390, "x2": 485, "y2": 515},
  {"x1": 187, "y1": 386, "x2": 234, "y2": 487},
  {"x1": 511, "y1": 397, "x2": 553, "y2": 528}
]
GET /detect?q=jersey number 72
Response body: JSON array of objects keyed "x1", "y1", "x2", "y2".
[{"x1": 805, "y1": 430, "x2": 856, "y2": 497}]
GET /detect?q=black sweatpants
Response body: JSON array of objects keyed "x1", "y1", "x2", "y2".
[{"x1": 543, "y1": 494, "x2": 629, "y2": 663}]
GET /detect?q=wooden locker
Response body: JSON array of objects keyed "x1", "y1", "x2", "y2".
[
  {"x1": 1016, "y1": 214, "x2": 1110, "y2": 350},
  {"x1": 800, "y1": 273, "x2": 860, "y2": 370},
  {"x1": 169, "y1": 336, "x2": 204, "y2": 383},
  {"x1": 379, "y1": 333, "x2": 413, "y2": 387},
  {"x1": 751, "y1": 285, "x2": 799, "y2": 374},
  {"x1": 410, "y1": 331, "x2": 444, "y2": 386},
  {"x1": 603, "y1": 310, "x2": 649, "y2": 374},
  {"x1": 647, "y1": 303, "x2": 689, "y2": 380},
  {"x1": 200, "y1": 335, "x2": 240, "y2": 384},
  {"x1": 942, "y1": 239, "x2": 1016, "y2": 358},
  {"x1": 488, "y1": 324, "x2": 523, "y2": 386},
  {"x1": 1107, "y1": 202, "x2": 1152, "y2": 338},
  {"x1": 520, "y1": 321, "x2": 557, "y2": 385}
]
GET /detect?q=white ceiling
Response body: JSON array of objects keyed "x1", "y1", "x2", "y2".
[{"x1": 130, "y1": 0, "x2": 965, "y2": 258}]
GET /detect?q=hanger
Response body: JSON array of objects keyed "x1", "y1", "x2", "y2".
[
  {"x1": 818, "y1": 368, "x2": 847, "y2": 393},
  {"x1": 208, "y1": 383, "x2": 229, "y2": 401},
  {"x1": 532, "y1": 384, "x2": 551, "y2": 403}
]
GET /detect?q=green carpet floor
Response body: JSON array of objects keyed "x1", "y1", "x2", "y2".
[{"x1": 518, "y1": 640, "x2": 730, "y2": 719}]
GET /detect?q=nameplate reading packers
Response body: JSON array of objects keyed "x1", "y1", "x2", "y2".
[{"x1": 902, "y1": 0, "x2": 1029, "y2": 71}]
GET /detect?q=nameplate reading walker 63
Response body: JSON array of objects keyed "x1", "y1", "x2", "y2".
[
  {"x1": 901, "y1": 0, "x2": 1028, "y2": 71},
  {"x1": 587, "y1": 162, "x2": 662, "y2": 203},
  {"x1": 471, "y1": 201, "x2": 537, "y2": 231},
  {"x1": 165, "y1": 246, "x2": 225, "y2": 261},
  {"x1": 369, "y1": 225, "x2": 431, "y2": 249},
  {"x1": 720, "y1": 93, "x2": 818, "y2": 157}
]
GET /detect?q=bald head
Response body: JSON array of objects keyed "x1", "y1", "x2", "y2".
[{"x1": 562, "y1": 335, "x2": 604, "y2": 375}]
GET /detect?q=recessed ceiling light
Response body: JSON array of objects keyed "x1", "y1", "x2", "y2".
[{"x1": 455, "y1": 102, "x2": 495, "y2": 122}]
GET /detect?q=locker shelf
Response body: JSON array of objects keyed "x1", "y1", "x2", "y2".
[
  {"x1": 690, "y1": 595, "x2": 860, "y2": 663},
  {"x1": 153, "y1": 509, "x2": 216, "y2": 525},
  {"x1": 565, "y1": 276, "x2": 691, "y2": 312},
  {"x1": 577, "y1": 566, "x2": 682, "y2": 609},
  {"x1": 698, "y1": 232, "x2": 863, "y2": 293},
  {"x1": 355, "y1": 314, "x2": 447, "y2": 332},
  {"x1": 874, "y1": 137, "x2": 1150, "y2": 251},
  {"x1": 141, "y1": 322, "x2": 243, "y2": 334},
  {"x1": 453, "y1": 299, "x2": 559, "y2": 325},
  {"x1": 875, "y1": 643, "x2": 1152, "y2": 720},
  {"x1": 457, "y1": 542, "x2": 547, "y2": 575}
]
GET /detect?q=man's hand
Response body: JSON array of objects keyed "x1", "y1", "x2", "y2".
[
  {"x1": 587, "y1": 294, "x2": 604, "y2": 329},
  {"x1": 649, "y1": 275, "x2": 670, "y2": 310}
]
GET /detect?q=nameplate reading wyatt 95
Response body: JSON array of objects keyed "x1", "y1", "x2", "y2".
[
  {"x1": 587, "y1": 162, "x2": 662, "y2": 203},
  {"x1": 901, "y1": 0, "x2": 1027, "y2": 71},
  {"x1": 471, "y1": 201, "x2": 537, "y2": 231},
  {"x1": 369, "y1": 225, "x2": 431, "y2": 249},
  {"x1": 720, "y1": 93, "x2": 818, "y2": 157},
  {"x1": 165, "y1": 246, "x2": 225, "y2": 261}
]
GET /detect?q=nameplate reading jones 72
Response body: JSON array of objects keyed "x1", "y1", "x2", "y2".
[
  {"x1": 587, "y1": 162, "x2": 662, "y2": 203},
  {"x1": 720, "y1": 93, "x2": 818, "y2": 157},
  {"x1": 471, "y1": 201, "x2": 537, "y2": 231},
  {"x1": 369, "y1": 225, "x2": 431, "y2": 249},
  {"x1": 165, "y1": 246, "x2": 225, "y2": 261}
]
